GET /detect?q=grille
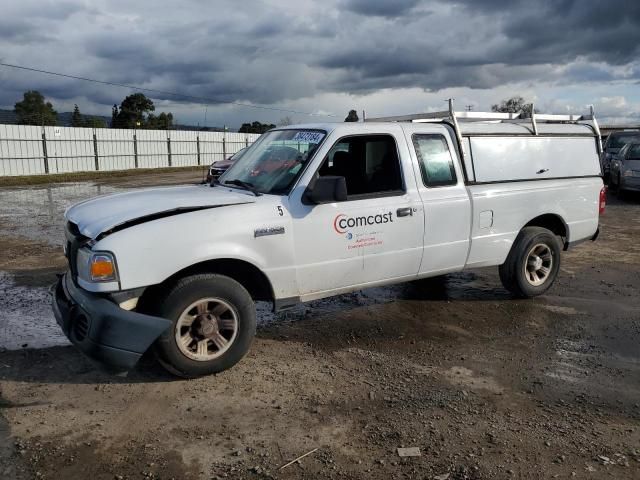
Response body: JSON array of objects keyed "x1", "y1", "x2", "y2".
[{"x1": 74, "y1": 314, "x2": 89, "y2": 341}]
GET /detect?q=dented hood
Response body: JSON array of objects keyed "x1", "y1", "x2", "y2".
[{"x1": 65, "y1": 185, "x2": 255, "y2": 239}]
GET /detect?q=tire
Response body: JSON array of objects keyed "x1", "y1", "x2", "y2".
[
  {"x1": 152, "y1": 274, "x2": 256, "y2": 378},
  {"x1": 499, "y1": 227, "x2": 562, "y2": 298}
]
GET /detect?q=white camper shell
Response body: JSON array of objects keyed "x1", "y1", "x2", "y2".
[
  {"x1": 458, "y1": 123, "x2": 600, "y2": 183},
  {"x1": 53, "y1": 103, "x2": 605, "y2": 377}
]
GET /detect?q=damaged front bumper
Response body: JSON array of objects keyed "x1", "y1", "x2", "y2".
[{"x1": 52, "y1": 272, "x2": 171, "y2": 369}]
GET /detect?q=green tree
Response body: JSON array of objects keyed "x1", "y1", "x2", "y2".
[
  {"x1": 238, "y1": 121, "x2": 276, "y2": 134},
  {"x1": 115, "y1": 93, "x2": 155, "y2": 128},
  {"x1": 146, "y1": 112, "x2": 174, "y2": 130},
  {"x1": 344, "y1": 109, "x2": 359, "y2": 122},
  {"x1": 491, "y1": 96, "x2": 538, "y2": 116},
  {"x1": 112, "y1": 94, "x2": 174, "y2": 129},
  {"x1": 71, "y1": 104, "x2": 83, "y2": 127},
  {"x1": 14, "y1": 90, "x2": 58, "y2": 126}
]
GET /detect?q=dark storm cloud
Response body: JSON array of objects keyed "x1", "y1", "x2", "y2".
[
  {"x1": 500, "y1": 1, "x2": 640, "y2": 65},
  {"x1": 0, "y1": 20, "x2": 51, "y2": 43},
  {"x1": 451, "y1": 0, "x2": 640, "y2": 64},
  {"x1": 316, "y1": 0, "x2": 640, "y2": 94},
  {"x1": 0, "y1": 0, "x2": 638, "y2": 121},
  {"x1": 341, "y1": 0, "x2": 421, "y2": 17}
]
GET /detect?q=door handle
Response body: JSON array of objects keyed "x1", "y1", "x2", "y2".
[{"x1": 396, "y1": 207, "x2": 413, "y2": 217}]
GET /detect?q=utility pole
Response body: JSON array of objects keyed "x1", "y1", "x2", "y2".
[{"x1": 466, "y1": 105, "x2": 474, "y2": 112}]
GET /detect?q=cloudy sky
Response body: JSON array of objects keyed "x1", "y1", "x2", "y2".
[{"x1": 1, "y1": 0, "x2": 639, "y2": 128}]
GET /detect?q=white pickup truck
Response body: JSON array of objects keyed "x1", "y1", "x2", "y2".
[{"x1": 53, "y1": 107, "x2": 605, "y2": 377}]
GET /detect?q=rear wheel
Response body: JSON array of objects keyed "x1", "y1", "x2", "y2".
[
  {"x1": 499, "y1": 227, "x2": 561, "y2": 298},
  {"x1": 153, "y1": 274, "x2": 256, "y2": 377}
]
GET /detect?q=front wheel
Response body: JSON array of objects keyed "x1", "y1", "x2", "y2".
[
  {"x1": 153, "y1": 274, "x2": 256, "y2": 377},
  {"x1": 499, "y1": 227, "x2": 561, "y2": 298}
]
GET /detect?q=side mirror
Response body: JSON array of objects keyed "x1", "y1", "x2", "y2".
[{"x1": 304, "y1": 176, "x2": 347, "y2": 204}]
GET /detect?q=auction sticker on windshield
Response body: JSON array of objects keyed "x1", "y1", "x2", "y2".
[{"x1": 292, "y1": 131, "x2": 325, "y2": 143}]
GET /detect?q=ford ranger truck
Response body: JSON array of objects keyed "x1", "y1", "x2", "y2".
[{"x1": 53, "y1": 112, "x2": 604, "y2": 377}]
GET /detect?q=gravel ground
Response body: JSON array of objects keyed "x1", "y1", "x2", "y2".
[{"x1": 0, "y1": 171, "x2": 638, "y2": 480}]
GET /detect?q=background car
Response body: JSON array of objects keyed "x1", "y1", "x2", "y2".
[
  {"x1": 609, "y1": 142, "x2": 640, "y2": 197},
  {"x1": 206, "y1": 147, "x2": 247, "y2": 183},
  {"x1": 601, "y1": 131, "x2": 640, "y2": 179}
]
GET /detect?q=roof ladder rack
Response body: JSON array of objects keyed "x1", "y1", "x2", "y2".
[{"x1": 365, "y1": 100, "x2": 603, "y2": 153}]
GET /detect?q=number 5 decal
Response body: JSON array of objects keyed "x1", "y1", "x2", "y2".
[{"x1": 277, "y1": 206, "x2": 284, "y2": 216}]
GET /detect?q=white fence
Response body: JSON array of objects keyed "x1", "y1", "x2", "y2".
[{"x1": 0, "y1": 124, "x2": 261, "y2": 176}]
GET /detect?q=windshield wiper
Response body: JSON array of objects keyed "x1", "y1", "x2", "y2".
[{"x1": 223, "y1": 179, "x2": 263, "y2": 196}]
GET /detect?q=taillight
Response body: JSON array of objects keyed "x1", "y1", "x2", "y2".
[{"x1": 599, "y1": 186, "x2": 606, "y2": 214}]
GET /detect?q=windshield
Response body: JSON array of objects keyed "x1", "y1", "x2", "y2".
[
  {"x1": 608, "y1": 133, "x2": 640, "y2": 149},
  {"x1": 220, "y1": 129, "x2": 326, "y2": 194}
]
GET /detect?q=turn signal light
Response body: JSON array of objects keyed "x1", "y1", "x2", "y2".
[{"x1": 90, "y1": 254, "x2": 117, "y2": 281}]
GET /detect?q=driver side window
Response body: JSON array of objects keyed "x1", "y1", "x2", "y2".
[{"x1": 317, "y1": 135, "x2": 404, "y2": 198}]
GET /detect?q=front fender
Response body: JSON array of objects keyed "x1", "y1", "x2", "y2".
[{"x1": 92, "y1": 203, "x2": 297, "y2": 296}]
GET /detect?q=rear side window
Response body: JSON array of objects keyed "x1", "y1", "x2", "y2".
[{"x1": 412, "y1": 135, "x2": 457, "y2": 187}]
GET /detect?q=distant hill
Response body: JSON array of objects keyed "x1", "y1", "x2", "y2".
[
  {"x1": 0, "y1": 109, "x2": 19, "y2": 125},
  {"x1": 0, "y1": 109, "x2": 227, "y2": 131}
]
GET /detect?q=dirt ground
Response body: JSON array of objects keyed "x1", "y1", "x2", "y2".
[{"x1": 0, "y1": 171, "x2": 639, "y2": 480}]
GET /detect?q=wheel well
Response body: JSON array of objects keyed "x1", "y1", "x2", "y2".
[
  {"x1": 524, "y1": 214, "x2": 568, "y2": 246},
  {"x1": 139, "y1": 259, "x2": 274, "y2": 311}
]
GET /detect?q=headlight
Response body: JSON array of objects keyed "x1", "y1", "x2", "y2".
[{"x1": 77, "y1": 249, "x2": 119, "y2": 282}]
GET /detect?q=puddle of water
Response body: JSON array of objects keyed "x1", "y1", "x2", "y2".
[
  {"x1": 0, "y1": 264, "x2": 403, "y2": 353},
  {"x1": 255, "y1": 285, "x2": 404, "y2": 326},
  {"x1": 0, "y1": 272, "x2": 69, "y2": 350},
  {"x1": 544, "y1": 339, "x2": 594, "y2": 384},
  {"x1": 403, "y1": 271, "x2": 511, "y2": 302},
  {"x1": 0, "y1": 182, "x2": 121, "y2": 246}
]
